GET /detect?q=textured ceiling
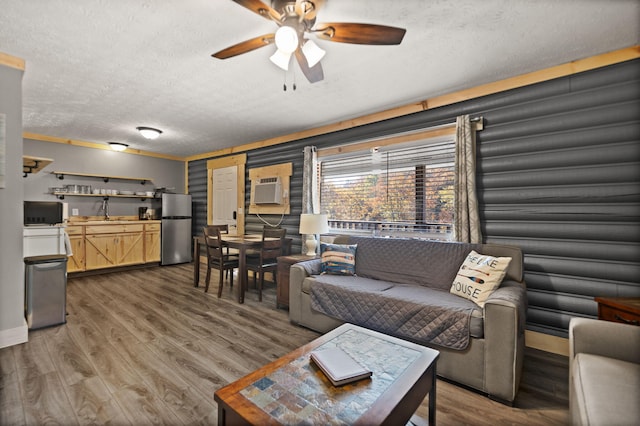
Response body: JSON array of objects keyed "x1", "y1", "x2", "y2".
[{"x1": 1, "y1": 0, "x2": 638, "y2": 158}]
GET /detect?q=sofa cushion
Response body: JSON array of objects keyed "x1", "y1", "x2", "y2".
[
  {"x1": 450, "y1": 250, "x2": 511, "y2": 308},
  {"x1": 309, "y1": 276, "x2": 482, "y2": 348},
  {"x1": 320, "y1": 243, "x2": 357, "y2": 275},
  {"x1": 572, "y1": 353, "x2": 640, "y2": 426},
  {"x1": 346, "y1": 236, "x2": 479, "y2": 290}
]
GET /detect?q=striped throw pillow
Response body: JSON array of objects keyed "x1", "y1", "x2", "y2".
[{"x1": 320, "y1": 243, "x2": 357, "y2": 275}]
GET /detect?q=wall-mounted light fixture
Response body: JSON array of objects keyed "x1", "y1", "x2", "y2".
[
  {"x1": 136, "y1": 126, "x2": 162, "y2": 140},
  {"x1": 108, "y1": 142, "x2": 129, "y2": 152}
]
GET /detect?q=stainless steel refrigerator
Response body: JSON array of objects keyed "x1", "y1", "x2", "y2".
[{"x1": 161, "y1": 193, "x2": 192, "y2": 265}]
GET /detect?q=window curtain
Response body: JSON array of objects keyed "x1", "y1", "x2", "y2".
[
  {"x1": 302, "y1": 146, "x2": 318, "y2": 252},
  {"x1": 454, "y1": 115, "x2": 482, "y2": 243}
]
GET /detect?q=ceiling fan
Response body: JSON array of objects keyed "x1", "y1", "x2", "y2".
[{"x1": 212, "y1": 0, "x2": 406, "y2": 84}]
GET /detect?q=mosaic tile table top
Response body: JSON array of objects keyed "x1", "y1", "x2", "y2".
[{"x1": 235, "y1": 325, "x2": 436, "y2": 425}]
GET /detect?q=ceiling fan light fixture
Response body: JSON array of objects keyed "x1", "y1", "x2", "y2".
[
  {"x1": 136, "y1": 126, "x2": 162, "y2": 140},
  {"x1": 301, "y1": 39, "x2": 325, "y2": 67},
  {"x1": 270, "y1": 48, "x2": 292, "y2": 71},
  {"x1": 108, "y1": 142, "x2": 129, "y2": 152},
  {"x1": 274, "y1": 25, "x2": 299, "y2": 53}
]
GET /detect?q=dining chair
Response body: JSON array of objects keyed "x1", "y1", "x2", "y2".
[
  {"x1": 205, "y1": 224, "x2": 237, "y2": 276},
  {"x1": 203, "y1": 226, "x2": 239, "y2": 297},
  {"x1": 246, "y1": 226, "x2": 286, "y2": 259},
  {"x1": 245, "y1": 227, "x2": 286, "y2": 301}
]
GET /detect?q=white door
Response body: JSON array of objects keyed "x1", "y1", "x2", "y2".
[{"x1": 211, "y1": 165, "x2": 238, "y2": 235}]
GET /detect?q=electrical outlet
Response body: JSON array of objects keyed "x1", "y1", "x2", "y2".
[{"x1": 72, "y1": 208, "x2": 79, "y2": 216}]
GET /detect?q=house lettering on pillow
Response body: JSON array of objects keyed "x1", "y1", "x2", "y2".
[{"x1": 450, "y1": 250, "x2": 512, "y2": 307}]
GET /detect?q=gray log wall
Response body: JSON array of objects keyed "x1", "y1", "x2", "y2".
[{"x1": 189, "y1": 59, "x2": 640, "y2": 337}]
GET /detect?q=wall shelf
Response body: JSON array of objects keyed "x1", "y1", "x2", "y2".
[
  {"x1": 52, "y1": 193, "x2": 155, "y2": 201},
  {"x1": 51, "y1": 171, "x2": 152, "y2": 184},
  {"x1": 23, "y1": 156, "x2": 53, "y2": 177}
]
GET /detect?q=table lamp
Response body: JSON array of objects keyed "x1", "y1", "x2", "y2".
[{"x1": 299, "y1": 213, "x2": 329, "y2": 256}]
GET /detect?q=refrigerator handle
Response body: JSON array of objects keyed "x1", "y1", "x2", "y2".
[{"x1": 233, "y1": 211, "x2": 237, "y2": 220}]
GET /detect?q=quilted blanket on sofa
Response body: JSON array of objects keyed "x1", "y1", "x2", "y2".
[{"x1": 309, "y1": 274, "x2": 478, "y2": 350}]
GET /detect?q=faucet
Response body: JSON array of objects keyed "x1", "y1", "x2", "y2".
[{"x1": 100, "y1": 198, "x2": 110, "y2": 220}]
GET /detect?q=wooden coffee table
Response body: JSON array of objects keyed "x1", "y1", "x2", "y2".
[{"x1": 214, "y1": 323, "x2": 439, "y2": 425}]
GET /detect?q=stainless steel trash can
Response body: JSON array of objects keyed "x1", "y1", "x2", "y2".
[{"x1": 24, "y1": 254, "x2": 67, "y2": 329}]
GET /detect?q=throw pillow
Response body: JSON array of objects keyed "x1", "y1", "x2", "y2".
[
  {"x1": 450, "y1": 250, "x2": 512, "y2": 308},
  {"x1": 321, "y1": 243, "x2": 357, "y2": 275}
]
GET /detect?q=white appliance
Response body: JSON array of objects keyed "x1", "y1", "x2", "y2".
[
  {"x1": 23, "y1": 226, "x2": 67, "y2": 257},
  {"x1": 253, "y1": 177, "x2": 282, "y2": 204}
]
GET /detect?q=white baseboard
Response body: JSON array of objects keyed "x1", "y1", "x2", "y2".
[{"x1": 0, "y1": 320, "x2": 28, "y2": 349}]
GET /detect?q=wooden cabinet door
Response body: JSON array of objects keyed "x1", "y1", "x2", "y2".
[
  {"x1": 86, "y1": 234, "x2": 118, "y2": 269},
  {"x1": 65, "y1": 226, "x2": 85, "y2": 273},
  {"x1": 116, "y1": 232, "x2": 145, "y2": 266},
  {"x1": 67, "y1": 236, "x2": 85, "y2": 272},
  {"x1": 145, "y1": 230, "x2": 161, "y2": 263}
]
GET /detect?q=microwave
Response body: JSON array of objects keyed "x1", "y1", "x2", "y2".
[{"x1": 24, "y1": 201, "x2": 63, "y2": 225}]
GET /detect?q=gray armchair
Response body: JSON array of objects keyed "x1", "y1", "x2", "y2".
[{"x1": 569, "y1": 317, "x2": 640, "y2": 426}]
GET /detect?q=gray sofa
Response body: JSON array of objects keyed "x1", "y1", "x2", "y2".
[
  {"x1": 289, "y1": 235, "x2": 527, "y2": 403},
  {"x1": 569, "y1": 317, "x2": 640, "y2": 426}
]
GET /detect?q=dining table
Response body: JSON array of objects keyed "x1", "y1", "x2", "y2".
[{"x1": 193, "y1": 234, "x2": 291, "y2": 304}]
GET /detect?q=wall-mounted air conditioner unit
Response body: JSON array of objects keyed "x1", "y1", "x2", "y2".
[{"x1": 253, "y1": 177, "x2": 282, "y2": 204}]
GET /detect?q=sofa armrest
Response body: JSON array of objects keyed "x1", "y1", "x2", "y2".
[
  {"x1": 569, "y1": 317, "x2": 640, "y2": 364},
  {"x1": 485, "y1": 280, "x2": 528, "y2": 330},
  {"x1": 483, "y1": 280, "x2": 527, "y2": 402},
  {"x1": 289, "y1": 259, "x2": 322, "y2": 324}
]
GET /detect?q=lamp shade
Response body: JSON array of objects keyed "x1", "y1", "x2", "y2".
[
  {"x1": 301, "y1": 39, "x2": 325, "y2": 67},
  {"x1": 270, "y1": 49, "x2": 292, "y2": 71},
  {"x1": 274, "y1": 26, "x2": 299, "y2": 53},
  {"x1": 299, "y1": 213, "x2": 329, "y2": 235}
]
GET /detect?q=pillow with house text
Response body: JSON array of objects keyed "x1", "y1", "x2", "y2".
[{"x1": 450, "y1": 250, "x2": 511, "y2": 308}]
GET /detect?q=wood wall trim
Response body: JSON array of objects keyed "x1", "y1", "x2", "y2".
[
  {"x1": 206, "y1": 153, "x2": 247, "y2": 169},
  {"x1": 186, "y1": 45, "x2": 640, "y2": 162},
  {"x1": 318, "y1": 125, "x2": 457, "y2": 158},
  {"x1": 525, "y1": 330, "x2": 569, "y2": 357},
  {"x1": 23, "y1": 132, "x2": 186, "y2": 162},
  {"x1": 248, "y1": 162, "x2": 292, "y2": 215},
  {"x1": 206, "y1": 154, "x2": 247, "y2": 234},
  {"x1": 0, "y1": 52, "x2": 25, "y2": 71}
]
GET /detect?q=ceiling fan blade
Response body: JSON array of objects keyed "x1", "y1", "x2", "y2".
[
  {"x1": 295, "y1": 49, "x2": 324, "y2": 83},
  {"x1": 295, "y1": 0, "x2": 324, "y2": 20},
  {"x1": 314, "y1": 23, "x2": 406, "y2": 45},
  {"x1": 212, "y1": 34, "x2": 275, "y2": 59},
  {"x1": 231, "y1": 0, "x2": 282, "y2": 21}
]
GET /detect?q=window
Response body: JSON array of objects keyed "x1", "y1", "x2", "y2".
[{"x1": 319, "y1": 136, "x2": 455, "y2": 239}]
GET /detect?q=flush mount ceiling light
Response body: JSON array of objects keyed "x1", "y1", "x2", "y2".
[
  {"x1": 108, "y1": 142, "x2": 129, "y2": 152},
  {"x1": 136, "y1": 126, "x2": 162, "y2": 140},
  {"x1": 212, "y1": 0, "x2": 406, "y2": 84}
]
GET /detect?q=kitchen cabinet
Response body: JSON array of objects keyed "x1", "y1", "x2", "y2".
[
  {"x1": 144, "y1": 223, "x2": 161, "y2": 263},
  {"x1": 65, "y1": 225, "x2": 85, "y2": 273},
  {"x1": 85, "y1": 224, "x2": 145, "y2": 270}
]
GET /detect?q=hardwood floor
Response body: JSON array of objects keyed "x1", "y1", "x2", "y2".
[{"x1": 0, "y1": 264, "x2": 569, "y2": 425}]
